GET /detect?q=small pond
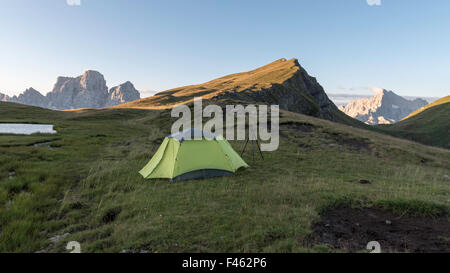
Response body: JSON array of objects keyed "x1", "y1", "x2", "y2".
[{"x1": 0, "y1": 123, "x2": 57, "y2": 135}]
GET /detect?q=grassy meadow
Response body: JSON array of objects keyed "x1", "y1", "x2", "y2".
[{"x1": 0, "y1": 102, "x2": 449, "y2": 253}]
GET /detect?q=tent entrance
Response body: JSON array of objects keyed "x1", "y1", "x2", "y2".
[{"x1": 171, "y1": 169, "x2": 234, "y2": 182}]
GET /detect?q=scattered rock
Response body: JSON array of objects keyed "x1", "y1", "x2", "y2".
[
  {"x1": 444, "y1": 174, "x2": 449, "y2": 179},
  {"x1": 140, "y1": 249, "x2": 148, "y2": 254},
  {"x1": 8, "y1": 171, "x2": 16, "y2": 179},
  {"x1": 33, "y1": 142, "x2": 54, "y2": 149},
  {"x1": 121, "y1": 249, "x2": 133, "y2": 253},
  {"x1": 49, "y1": 233, "x2": 70, "y2": 244},
  {"x1": 385, "y1": 220, "x2": 392, "y2": 225}
]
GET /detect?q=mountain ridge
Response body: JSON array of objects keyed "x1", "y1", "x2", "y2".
[
  {"x1": 115, "y1": 58, "x2": 358, "y2": 126},
  {"x1": 0, "y1": 71, "x2": 140, "y2": 110}
]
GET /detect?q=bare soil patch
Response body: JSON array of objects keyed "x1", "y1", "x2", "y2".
[
  {"x1": 281, "y1": 121, "x2": 317, "y2": 133},
  {"x1": 309, "y1": 206, "x2": 450, "y2": 253},
  {"x1": 324, "y1": 131, "x2": 371, "y2": 151}
]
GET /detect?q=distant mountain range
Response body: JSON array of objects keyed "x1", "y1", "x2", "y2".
[
  {"x1": 328, "y1": 93, "x2": 438, "y2": 107},
  {"x1": 338, "y1": 89, "x2": 428, "y2": 125},
  {"x1": 0, "y1": 71, "x2": 140, "y2": 110}
]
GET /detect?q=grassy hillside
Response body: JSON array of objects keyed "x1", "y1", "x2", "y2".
[
  {"x1": 380, "y1": 98, "x2": 450, "y2": 149},
  {"x1": 0, "y1": 101, "x2": 449, "y2": 252},
  {"x1": 401, "y1": 95, "x2": 450, "y2": 121},
  {"x1": 116, "y1": 58, "x2": 301, "y2": 109}
]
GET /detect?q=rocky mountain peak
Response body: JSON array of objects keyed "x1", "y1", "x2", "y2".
[
  {"x1": 79, "y1": 70, "x2": 107, "y2": 91},
  {"x1": 0, "y1": 92, "x2": 10, "y2": 101},
  {"x1": 339, "y1": 89, "x2": 428, "y2": 125},
  {"x1": 9, "y1": 87, "x2": 49, "y2": 108},
  {"x1": 2, "y1": 71, "x2": 140, "y2": 110},
  {"x1": 106, "y1": 81, "x2": 141, "y2": 107}
]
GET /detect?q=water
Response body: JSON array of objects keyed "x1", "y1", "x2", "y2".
[{"x1": 0, "y1": 123, "x2": 57, "y2": 135}]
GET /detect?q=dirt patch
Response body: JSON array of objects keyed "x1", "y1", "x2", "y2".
[
  {"x1": 281, "y1": 121, "x2": 316, "y2": 133},
  {"x1": 101, "y1": 207, "x2": 122, "y2": 224},
  {"x1": 308, "y1": 206, "x2": 450, "y2": 253},
  {"x1": 323, "y1": 131, "x2": 371, "y2": 151}
]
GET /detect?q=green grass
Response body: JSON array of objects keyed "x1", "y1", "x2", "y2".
[
  {"x1": 402, "y1": 95, "x2": 450, "y2": 121},
  {"x1": 379, "y1": 101, "x2": 450, "y2": 149},
  {"x1": 0, "y1": 101, "x2": 449, "y2": 253}
]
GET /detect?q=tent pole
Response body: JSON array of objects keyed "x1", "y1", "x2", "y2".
[
  {"x1": 256, "y1": 138, "x2": 264, "y2": 160},
  {"x1": 240, "y1": 138, "x2": 249, "y2": 157}
]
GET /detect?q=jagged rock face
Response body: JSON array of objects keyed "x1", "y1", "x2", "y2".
[
  {"x1": 47, "y1": 70, "x2": 109, "y2": 109},
  {"x1": 0, "y1": 93, "x2": 10, "y2": 102},
  {"x1": 10, "y1": 88, "x2": 49, "y2": 108},
  {"x1": 339, "y1": 89, "x2": 428, "y2": 125},
  {"x1": 2, "y1": 71, "x2": 140, "y2": 110},
  {"x1": 105, "y1": 81, "x2": 140, "y2": 107}
]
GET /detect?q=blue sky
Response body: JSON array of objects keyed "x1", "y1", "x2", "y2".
[{"x1": 1, "y1": 0, "x2": 449, "y2": 98}]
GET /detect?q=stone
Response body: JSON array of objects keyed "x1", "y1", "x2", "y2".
[
  {"x1": 359, "y1": 179, "x2": 371, "y2": 184},
  {"x1": 49, "y1": 233, "x2": 70, "y2": 243}
]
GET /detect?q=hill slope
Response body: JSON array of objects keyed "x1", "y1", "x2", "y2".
[
  {"x1": 379, "y1": 97, "x2": 450, "y2": 149},
  {"x1": 401, "y1": 95, "x2": 450, "y2": 121},
  {"x1": 116, "y1": 58, "x2": 362, "y2": 127},
  {"x1": 0, "y1": 101, "x2": 449, "y2": 252}
]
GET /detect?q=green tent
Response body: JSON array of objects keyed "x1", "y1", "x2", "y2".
[{"x1": 139, "y1": 129, "x2": 249, "y2": 182}]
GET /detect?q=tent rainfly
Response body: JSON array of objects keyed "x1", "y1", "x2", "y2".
[{"x1": 139, "y1": 129, "x2": 249, "y2": 182}]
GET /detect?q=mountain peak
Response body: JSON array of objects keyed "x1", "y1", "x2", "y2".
[
  {"x1": 105, "y1": 81, "x2": 140, "y2": 107},
  {"x1": 81, "y1": 70, "x2": 103, "y2": 78},
  {"x1": 23, "y1": 87, "x2": 41, "y2": 94},
  {"x1": 340, "y1": 89, "x2": 428, "y2": 125},
  {"x1": 116, "y1": 58, "x2": 339, "y2": 122},
  {"x1": 4, "y1": 71, "x2": 139, "y2": 110}
]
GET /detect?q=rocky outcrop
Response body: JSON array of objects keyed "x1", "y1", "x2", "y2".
[
  {"x1": 2, "y1": 71, "x2": 140, "y2": 110},
  {"x1": 339, "y1": 89, "x2": 428, "y2": 125},
  {"x1": 0, "y1": 93, "x2": 10, "y2": 102},
  {"x1": 105, "y1": 81, "x2": 140, "y2": 107},
  {"x1": 10, "y1": 88, "x2": 50, "y2": 108},
  {"x1": 47, "y1": 70, "x2": 109, "y2": 109}
]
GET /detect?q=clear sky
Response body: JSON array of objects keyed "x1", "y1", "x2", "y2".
[{"x1": 1, "y1": 0, "x2": 449, "y2": 98}]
